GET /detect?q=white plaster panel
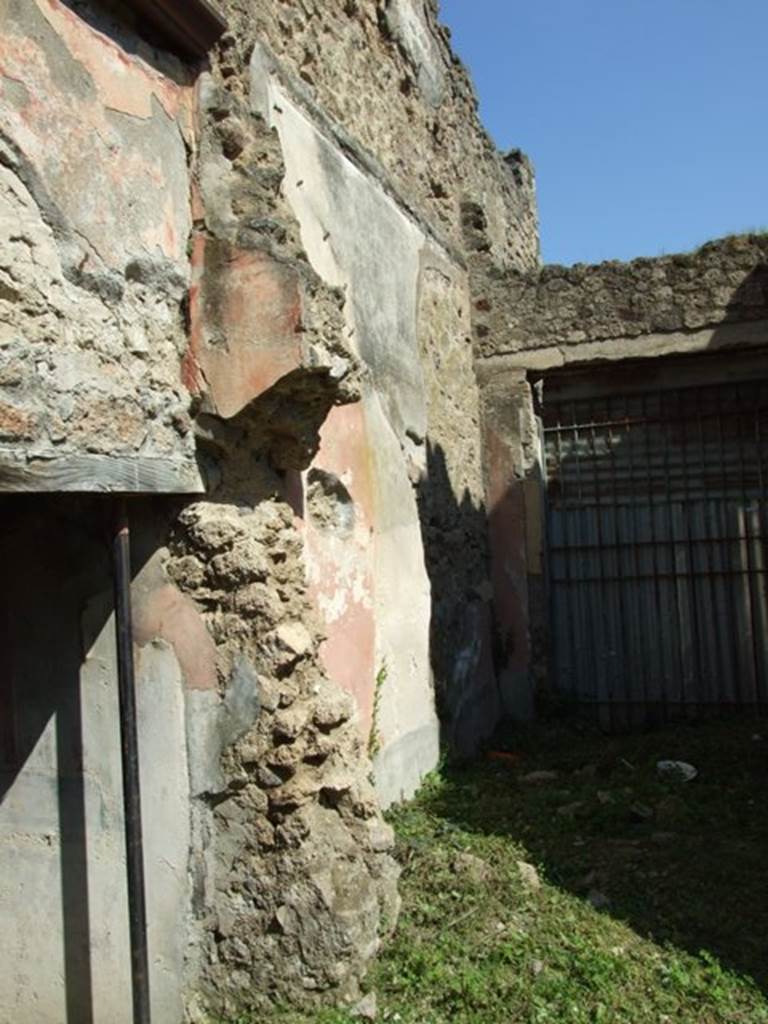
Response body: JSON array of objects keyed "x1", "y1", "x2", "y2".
[
  {"x1": 267, "y1": 82, "x2": 428, "y2": 447},
  {"x1": 256, "y1": 70, "x2": 441, "y2": 803},
  {"x1": 0, "y1": 623, "x2": 190, "y2": 1024}
]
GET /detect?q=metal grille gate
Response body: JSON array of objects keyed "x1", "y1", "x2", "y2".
[{"x1": 543, "y1": 365, "x2": 768, "y2": 728}]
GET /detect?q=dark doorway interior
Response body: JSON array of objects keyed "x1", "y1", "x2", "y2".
[{"x1": 542, "y1": 350, "x2": 768, "y2": 729}]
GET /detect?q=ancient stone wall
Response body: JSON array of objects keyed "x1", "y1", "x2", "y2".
[
  {"x1": 220, "y1": 0, "x2": 539, "y2": 272},
  {"x1": 414, "y1": 244, "x2": 500, "y2": 751},
  {"x1": 474, "y1": 233, "x2": 768, "y2": 722},
  {"x1": 216, "y1": 0, "x2": 540, "y2": 794},
  {"x1": 474, "y1": 233, "x2": 768, "y2": 366},
  {"x1": 166, "y1": 494, "x2": 399, "y2": 1019},
  {"x1": 0, "y1": 0, "x2": 541, "y2": 1020},
  {"x1": 0, "y1": 0, "x2": 201, "y2": 491}
]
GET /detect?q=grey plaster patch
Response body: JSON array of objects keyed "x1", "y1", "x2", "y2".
[
  {"x1": 105, "y1": 96, "x2": 192, "y2": 266},
  {"x1": 373, "y1": 721, "x2": 440, "y2": 808},
  {"x1": 2, "y1": 517, "x2": 191, "y2": 1024},
  {"x1": 265, "y1": 83, "x2": 430, "y2": 446},
  {"x1": 5, "y1": 0, "x2": 96, "y2": 101},
  {"x1": 186, "y1": 689, "x2": 227, "y2": 798},
  {"x1": 248, "y1": 41, "x2": 274, "y2": 121},
  {"x1": 312, "y1": 119, "x2": 427, "y2": 444},
  {"x1": 382, "y1": 0, "x2": 446, "y2": 108},
  {"x1": 220, "y1": 655, "x2": 261, "y2": 748}
]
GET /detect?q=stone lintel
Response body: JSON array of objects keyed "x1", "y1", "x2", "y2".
[{"x1": 477, "y1": 318, "x2": 768, "y2": 375}]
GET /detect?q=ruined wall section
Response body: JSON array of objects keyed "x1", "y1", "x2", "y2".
[
  {"x1": 187, "y1": 42, "x2": 363, "y2": 459},
  {"x1": 414, "y1": 244, "x2": 500, "y2": 753},
  {"x1": 475, "y1": 233, "x2": 768, "y2": 366},
  {"x1": 231, "y1": 0, "x2": 525, "y2": 787},
  {"x1": 0, "y1": 1, "x2": 543, "y2": 1016},
  {"x1": 219, "y1": 0, "x2": 539, "y2": 273},
  {"x1": 1, "y1": 3, "x2": 402, "y2": 1019},
  {"x1": 165, "y1": 492, "x2": 399, "y2": 1019},
  {"x1": 172, "y1": 33, "x2": 403, "y2": 1018},
  {"x1": 0, "y1": 0, "x2": 201, "y2": 490},
  {"x1": 475, "y1": 233, "x2": 768, "y2": 723}
]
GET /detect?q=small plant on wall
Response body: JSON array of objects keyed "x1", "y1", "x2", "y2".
[{"x1": 368, "y1": 660, "x2": 387, "y2": 760}]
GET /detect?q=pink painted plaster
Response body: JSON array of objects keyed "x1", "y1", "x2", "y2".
[
  {"x1": 304, "y1": 403, "x2": 377, "y2": 734},
  {"x1": 184, "y1": 235, "x2": 304, "y2": 417},
  {"x1": 0, "y1": 0, "x2": 193, "y2": 268},
  {"x1": 37, "y1": 0, "x2": 195, "y2": 130},
  {"x1": 133, "y1": 582, "x2": 218, "y2": 691}
]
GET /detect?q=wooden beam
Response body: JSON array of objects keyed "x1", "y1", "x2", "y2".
[
  {"x1": 131, "y1": 0, "x2": 228, "y2": 60},
  {"x1": 0, "y1": 451, "x2": 206, "y2": 494}
]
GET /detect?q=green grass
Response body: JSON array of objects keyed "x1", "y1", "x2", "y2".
[{"x1": 257, "y1": 716, "x2": 768, "y2": 1024}]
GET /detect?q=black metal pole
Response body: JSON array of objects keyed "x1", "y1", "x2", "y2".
[{"x1": 112, "y1": 498, "x2": 151, "y2": 1024}]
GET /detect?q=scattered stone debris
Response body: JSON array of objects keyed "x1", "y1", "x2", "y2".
[
  {"x1": 656, "y1": 760, "x2": 698, "y2": 782},
  {"x1": 452, "y1": 852, "x2": 494, "y2": 884},
  {"x1": 516, "y1": 860, "x2": 541, "y2": 891},
  {"x1": 351, "y1": 992, "x2": 378, "y2": 1020},
  {"x1": 520, "y1": 770, "x2": 559, "y2": 784}
]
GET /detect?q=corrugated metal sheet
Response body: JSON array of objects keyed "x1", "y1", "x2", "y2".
[{"x1": 544, "y1": 374, "x2": 768, "y2": 728}]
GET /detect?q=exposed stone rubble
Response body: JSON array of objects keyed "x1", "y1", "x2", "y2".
[
  {"x1": 217, "y1": 0, "x2": 539, "y2": 271},
  {"x1": 168, "y1": 499, "x2": 399, "y2": 1017},
  {"x1": 185, "y1": 31, "x2": 364, "y2": 451},
  {"x1": 0, "y1": 0, "x2": 198, "y2": 479},
  {"x1": 0, "y1": 0, "x2": 548, "y2": 1019},
  {"x1": 0, "y1": 136, "x2": 193, "y2": 463},
  {"x1": 166, "y1": 29, "x2": 403, "y2": 1016},
  {"x1": 473, "y1": 232, "x2": 768, "y2": 359}
]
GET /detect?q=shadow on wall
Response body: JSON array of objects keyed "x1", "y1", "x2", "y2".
[
  {"x1": 414, "y1": 441, "x2": 501, "y2": 758},
  {"x1": 0, "y1": 495, "x2": 166, "y2": 1024},
  {"x1": 708, "y1": 254, "x2": 768, "y2": 353},
  {"x1": 59, "y1": 0, "x2": 193, "y2": 83},
  {"x1": 540, "y1": 258, "x2": 768, "y2": 727}
]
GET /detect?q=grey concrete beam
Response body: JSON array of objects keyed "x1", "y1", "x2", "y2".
[{"x1": 0, "y1": 451, "x2": 205, "y2": 494}]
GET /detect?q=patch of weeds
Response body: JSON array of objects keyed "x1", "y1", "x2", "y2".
[
  {"x1": 368, "y1": 660, "x2": 387, "y2": 760},
  {"x1": 258, "y1": 717, "x2": 768, "y2": 1024}
]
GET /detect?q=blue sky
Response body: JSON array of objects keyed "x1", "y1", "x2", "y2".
[{"x1": 438, "y1": 0, "x2": 767, "y2": 266}]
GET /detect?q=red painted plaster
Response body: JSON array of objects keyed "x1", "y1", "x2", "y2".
[
  {"x1": 133, "y1": 582, "x2": 218, "y2": 691},
  {"x1": 186, "y1": 234, "x2": 304, "y2": 418},
  {"x1": 0, "y1": 1, "x2": 193, "y2": 269},
  {"x1": 304, "y1": 404, "x2": 377, "y2": 734},
  {"x1": 38, "y1": 0, "x2": 195, "y2": 132}
]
